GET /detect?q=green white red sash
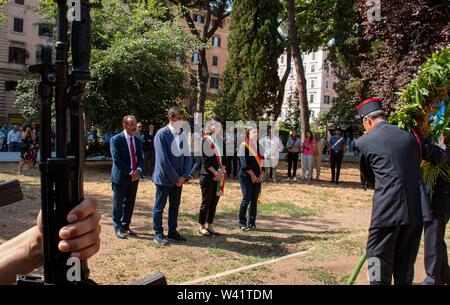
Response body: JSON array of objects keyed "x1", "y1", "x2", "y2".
[
  {"x1": 205, "y1": 135, "x2": 225, "y2": 196},
  {"x1": 244, "y1": 141, "x2": 263, "y2": 204}
]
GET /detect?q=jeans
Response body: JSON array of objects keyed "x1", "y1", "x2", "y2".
[
  {"x1": 112, "y1": 180, "x2": 139, "y2": 232},
  {"x1": 287, "y1": 152, "x2": 299, "y2": 178},
  {"x1": 153, "y1": 184, "x2": 182, "y2": 235},
  {"x1": 238, "y1": 175, "x2": 261, "y2": 227},
  {"x1": 301, "y1": 154, "x2": 313, "y2": 180}
]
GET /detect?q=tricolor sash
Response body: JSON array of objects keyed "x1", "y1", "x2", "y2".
[
  {"x1": 244, "y1": 141, "x2": 263, "y2": 204},
  {"x1": 205, "y1": 135, "x2": 225, "y2": 196}
]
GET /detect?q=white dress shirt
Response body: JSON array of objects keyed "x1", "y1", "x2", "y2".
[{"x1": 123, "y1": 130, "x2": 141, "y2": 174}]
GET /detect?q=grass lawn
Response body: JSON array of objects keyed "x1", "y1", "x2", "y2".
[{"x1": 1, "y1": 161, "x2": 447, "y2": 285}]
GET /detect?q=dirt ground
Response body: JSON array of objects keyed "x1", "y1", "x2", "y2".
[{"x1": 1, "y1": 161, "x2": 448, "y2": 285}]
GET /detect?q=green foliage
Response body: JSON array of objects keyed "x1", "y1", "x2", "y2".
[
  {"x1": 85, "y1": 35, "x2": 188, "y2": 132},
  {"x1": 14, "y1": 77, "x2": 40, "y2": 122},
  {"x1": 282, "y1": 90, "x2": 300, "y2": 131},
  {"x1": 391, "y1": 46, "x2": 450, "y2": 197},
  {"x1": 15, "y1": 0, "x2": 196, "y2": 132},
  {"x1": 218, "y1": 0, "x2": 282, "y2": 121},
  {"x1": 390, "y1": 47, "x2": 450, "y2": 137}
]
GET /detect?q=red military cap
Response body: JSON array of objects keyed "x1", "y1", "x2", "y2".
[{"x1": 357, "y1": 98, "x2": 383, "y2": 118}]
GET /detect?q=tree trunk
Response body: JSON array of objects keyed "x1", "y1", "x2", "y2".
[
  {"x1": 197, "y1": 48, "x2": 209, "y2": 115},
  {"x1": 274, "y1": 48, "x2": 292, "y2": 120},
  {"x1": 287, "y1": 0, "x2": 309, "y2": 141}
]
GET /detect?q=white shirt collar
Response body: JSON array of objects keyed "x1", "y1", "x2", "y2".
[
  {"x1": 168, "y1": 122, "x2": 181, "y2": 135},
  {"x1": 123, "y1": 130, "x2": 134, "y2": 140}
]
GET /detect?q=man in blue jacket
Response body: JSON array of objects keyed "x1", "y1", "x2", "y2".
[
  {"x1": 110, "y1": 115, "x2": 143, "y2": 239},
  {"x1": 152, "y1": 106, "x2": 191, "y2": 245}
]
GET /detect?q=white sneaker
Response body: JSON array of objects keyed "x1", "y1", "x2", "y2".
[{"x1": 293, "y1": 177, "x2": 297, "y2": 182}]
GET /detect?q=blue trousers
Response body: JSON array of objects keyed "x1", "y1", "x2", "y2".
[
  {"x1": 112, "y1": 180, "x2": 139, "y2": 232},
  {"x1": 238, "y1": 175, "x2": 261, "y2": 227},
  {"x1": 153, "y1": 184, "x2": 182, "y2": 236}
]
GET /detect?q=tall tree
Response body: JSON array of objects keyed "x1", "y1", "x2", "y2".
[
  {"x1": 325, "y1": 0, "x2": 371, "y2": 123},
  {"x1": 168, "y1": 0, "x2": 231, "y2": 116},
  {"x1": 218, "y1": 0, "x2": 282, "y2": 121},
  {"x1": 356, "y1": 0, "x2": 450, "y2": 111},
  {"x1": 286, "y1": 0, "x2": 335, "y2": 140},
  {"x1": 287, "y1": 0, "x2": 308, "y2": 140}
]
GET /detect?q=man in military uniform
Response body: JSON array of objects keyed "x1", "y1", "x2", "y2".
[
  {"x1": 329, "y1": 127, "x2": 346, "y2": 183},
  {"x1": 355, "y1": 98, "x2": 431, "y2": 285},
  {"x1": 421, "y1": 136, "x2": 450, "y2": 285}
]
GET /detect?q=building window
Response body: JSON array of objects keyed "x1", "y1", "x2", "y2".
[
  {"x1": 212, "y1": 36, "x2": 221, "y2": 48},
  {"x1": 14, "y1": 0, "x2": 25, "y2": 5},
  {"x1": 212, "y1": 56, "x2": 218, "y2": 67},
  {"x1": 310, "y1": 79, "x2": 315, "y2": 88},
  {"x1": 289, "y1": 81, "x2": 293, "y2": 91},
  {"x1": 35, "y1": 45, "x2": 42, "y2": 62},
  {"x1": 38, "y1": 24, "x2": 53, "y2": 37},
  {"x1": 5, "y1": 81, "x2": 18, "y2": 91},
  {"x1": 324, "y1": 63, "x2": 330, "y2": 74},
  {"x1": 311, "y1": 64, "x2": 315, "y2": 73},
  {"x1": 280, "y1": 56, "x2": 284, "y2": 64},
  {"x1": 324, "y1": 95, "x2": 330, "y2": 104},
  {"x1": 301, "y1": 54, "x2": 304, "y2": 61},
  {"x1": 311, "y1": 52, "x2": 316, "y2": 60},
  {"x1": 192, "y1": 52, "x2": 200, "y2": 64},
  {"x1": 193, "y1": 14, "x2": 205, "y2": 24},
  {"x1": 210, "y1": 74, "x2": 220, "y2": 89},
  {"x1": 310, "y1": 110, "x2": 315, "y2": 118},
  {"x1": 309, "y1": 94, "x2": 314, "y2": 104},
  {"x1": 9, "y1": 46, "x2": 27, "y2": 64},
  {"x1": 13, "y1": 18, "x2": 24, "y2": 33},
  {"x1": 325, "y1": 80, "x2": 329, "y2": 89}
]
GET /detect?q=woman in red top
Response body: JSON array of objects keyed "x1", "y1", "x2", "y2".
[{"x1": 301, "y1": 131, "x2": 315, "y2": 182}]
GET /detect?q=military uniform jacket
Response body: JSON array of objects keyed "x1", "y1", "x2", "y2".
[{"x1": 355, "y1": 121, "x2": 431, "y2": 229}]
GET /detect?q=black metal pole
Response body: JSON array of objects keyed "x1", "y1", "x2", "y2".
[{"x1": 55, "y1": 0, "x2": 69, "y2": 158}]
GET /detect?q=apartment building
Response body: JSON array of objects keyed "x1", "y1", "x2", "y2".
[
  {"x1": 0, "y1": 0, "x2": 53, "y2": 125},
  {"x1": 278, "y1": 49, "x2": 338, "y2": 122},
  {"x1": 182, "y1": 10, "x2": 229, "y2": 98}
]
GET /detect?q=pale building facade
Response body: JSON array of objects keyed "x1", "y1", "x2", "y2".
[
  {"x1": 0, "y1": 0, "x2": 53, "y2": 125},
  {"x1": 278, "y1": 49, "x2": 338, "y2": 122}
]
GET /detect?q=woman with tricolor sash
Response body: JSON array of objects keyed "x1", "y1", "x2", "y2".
[
  {"x1": 198, "y1": 117, "x2": 226, "y2": 237},
  {"x1": 238, "y1": 127, "x2": 264, "y2": 231}
]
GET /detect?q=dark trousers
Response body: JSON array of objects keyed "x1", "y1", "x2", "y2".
[
  {"x1": 112, "y1": 180, "x2": 139, "y2": 232},
  {"x1": 226, "y1": 155, "x2": 238, "y2": 177},
  {"x1": 238, "y1": 175, "x2": 261, "y2": 227},
  {"x1": 153, "y1": 184, "x2": 182, "y2": 236},
  {"x1": 142, "y1": 150, "x2": 155, "y2": 177},
  {"x1": 287, "y1": 152, "x2": 299, "y2": 178},
  {"x1": 198, "y1": 176, "x2": 220, "y2": 225},
  {"x1": 330, "y1": 150, "x2": 344, "y2": 182},
  {"x1": 423, "y1": 208, "x2": 450, "y2": 284},
  {"x1": 366, "y1": 223, "x2": 423, "y2": 285}
]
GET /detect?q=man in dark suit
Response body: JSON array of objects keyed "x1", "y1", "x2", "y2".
[
  {"x1": 355, "y1": 98, "x2": 431, "y2": 285},
  {"x1": 421, "y1": 136, "x2": 450, "y2": 285},
  {"x1": 141, "y1": 123, "x2": 156, "y2": 180},
  {"x1": 110, "y1": 115, "x2": 143, "y2": 239},
  {"x1": 152, "y1": 106, "x2": 191, "y2": 245}
]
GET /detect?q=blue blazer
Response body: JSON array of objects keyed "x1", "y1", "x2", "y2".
[
  {"x1": 152, "y1": 126, "x2": 191, "y2": 186},
  {"x1": 110, "y1": 131, "x2": 144, "y2": 184}
]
